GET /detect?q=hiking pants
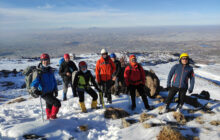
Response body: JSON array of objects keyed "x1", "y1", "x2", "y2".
[
  {"x1": 77, "y1": 87, "x2": 98, "y2": 102},
  {"x1": 63, "y1": 79, "x2": 75, "y2": 96},
  {"x1": 166, "y1": 87, "x2": 187, "y2": 108},
  {"x1": 42, "y1": 93, "x2": 61, "y2": 109},
  {"x1": 101, "y1": 80, "x2": 113, "y2": 102},
  {"x1": 114, "y1": 77, "x2": 120, "y2": 94},
  {"x1": 129, "y1": 84, "x2": 150, "y2": 109}
]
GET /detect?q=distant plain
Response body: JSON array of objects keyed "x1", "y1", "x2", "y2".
[{"x1": 1, "y1": 26, "x2": 220, "y2": 64}]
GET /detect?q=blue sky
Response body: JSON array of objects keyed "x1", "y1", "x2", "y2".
[{"x1": 0, "y1": 0, "x2": 220, "y2": 30}]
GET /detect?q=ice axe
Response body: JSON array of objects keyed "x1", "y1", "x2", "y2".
[
  {"x1": 40, "y1": 96, "x2": 44, "y2": 122},
  {"x1": 99, "y1": 92, "x2": 106, "y2": 109}
]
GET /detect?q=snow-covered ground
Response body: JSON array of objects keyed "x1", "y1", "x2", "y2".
[{"x1": 0, "y1": 53, "x2": 220, "y2": 140}]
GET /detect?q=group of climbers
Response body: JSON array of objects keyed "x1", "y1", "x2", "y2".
[{"x1": 29, "y1": 49, "x2": 195, "y2": 119}]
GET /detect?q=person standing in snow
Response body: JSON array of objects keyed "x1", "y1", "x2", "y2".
[
  {"x1": 31, "y1": 53, "x2": 61, "y2": 119},
  {"x1": 59, "y1": 53, "x2": 78, "y2": 101},
  {"x1": 124, "y1": 55, "x2": 152, "y2": 110},
  {"x1": 96, "y1": 49, "x2": 116, "y2": 104},
  {"x1": 73, "y1": 61, "x2": 101, "y2": 112},
  {"x1": 165, "y1": 53, "x2": 195, "y2": 112},
  {"x1": 110, "y1": 53, "x2": 122, "y2": 96}
]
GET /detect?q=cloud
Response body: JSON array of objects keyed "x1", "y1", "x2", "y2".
[
  {"x1": 0, "y1": 7, "x2": 220, "y2": 31},
  {"x1": 37, "y1": 4, "x2": 54, "y2": 9}
]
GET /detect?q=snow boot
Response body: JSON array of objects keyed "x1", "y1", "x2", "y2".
[
  {"x1": 45, "y1": 108, "x2": 51, "y2": 120},
  {"x1": 50, "y1": 106, "x2": 59, "y2": 119},
  {"x1": 91, "y1": 100, "x2": 98, "y2": 109},
  {"x1": 80, "y1": 102, "x2": 87, "y2": 113}
]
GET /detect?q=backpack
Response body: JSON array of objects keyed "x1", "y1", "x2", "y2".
[
  {"x1": 72, "y1": 70, "x2": 78, "y2": 85},
  {"x1": 59, "y1": 57, "x2": 65, "y2": 67},
  {"x1": 23, "y1": 66, "x2": 41, "y2": 94}
]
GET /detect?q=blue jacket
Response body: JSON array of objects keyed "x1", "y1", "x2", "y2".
[
  {"x1": 31, "y1": 64, "x2": 57, "y2": 95},
  {"x1": 167, "y1": 63, "x2": 195, "y2": 91}
]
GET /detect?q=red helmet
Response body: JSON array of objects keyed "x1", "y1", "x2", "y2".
[
  {"x1": 64, "y1": 53, "x2": 70, "y2": 59},
  {"x1": 40, "y1": 53, "x2": 50, "y2": 60},
  {"x1": 78, "y1": 61, "x2": 87, "y2": 69}
]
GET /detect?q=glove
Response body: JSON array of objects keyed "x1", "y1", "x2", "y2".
[
  {"x1": 54, "y1": 90, "x2": 58, "y2": 97},
  {"x1": 30, "y1": 88, "x2": 40, "y2": 98},
  {"x1": 188, "y1": 89, "x2": 193, "y2": 94}
]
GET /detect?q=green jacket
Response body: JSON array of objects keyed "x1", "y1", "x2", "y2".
[{"x1": 73, "y1": 70, "x2": 99, "y2": 91}]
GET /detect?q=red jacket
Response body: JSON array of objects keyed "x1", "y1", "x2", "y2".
[
  {"x1": 124, "y1": 63, "x2": 146, "y2": 86},
  {"x1": 96, "y1": 56, "x2": 116, "y2": 83}
]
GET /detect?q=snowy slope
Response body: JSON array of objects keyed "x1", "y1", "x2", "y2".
[{"x1": 0, "y1": 53, "x2": 220, "y2": 140}]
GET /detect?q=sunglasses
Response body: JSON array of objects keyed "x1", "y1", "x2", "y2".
[
  {"x1": 102, "y1": 53, "x2": 108, "y2": 55},
  {"x1": 80, "y1": 66, "x2": 87, "y2": 69},
  {"x1": 181, "y1": 57, "x2": 188, "y2": 60},
  {"x1": 41, "y1": 59, "x2": 49, "y2": 61}
]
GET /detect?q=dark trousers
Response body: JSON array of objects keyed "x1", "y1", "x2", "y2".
[
  {"x1": 114, "y1": 77, "x2": 120, "y2": 94},
  {"x1": 78, "y1": 87, "x2": 98, "y2": 102},
  {"x1": 100, "y1": 80, "x2": 113, "y2": 102},
  {"x1": 129, "y1": 84, "x2": 150, "y2": 109},
  {"x1": 166, "y1": 87, "x2": 187, "y2": 108},
  {"x1": 42, "y1": 93, "x2": 61, "y2": 109},
  {"x1": 63, "y1": 79, "x2": 75, "y2": 95}
]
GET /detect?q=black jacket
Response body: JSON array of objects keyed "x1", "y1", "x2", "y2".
[
  {"x1": 59, "y1": 60, "x2": 78, "y2": 82},
  {"x1": 73, "y1": 70, "x2": 99, "y2": 91},
  {"x1": 113, "y1": 60, "x2": 121, "y2": 77}
]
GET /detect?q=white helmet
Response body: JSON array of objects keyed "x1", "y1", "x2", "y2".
[
  {"x1": 69, "y1": 53, "x2": 73, "y2": 57},
  {"x1": 101, "y1": 48, "x2": 108, "y2": 54}
]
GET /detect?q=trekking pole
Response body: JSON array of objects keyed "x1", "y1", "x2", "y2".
[
  {"x1": 40, "y1": 96, "x2": 44, "y2": 122},
  {"x1": 99, "y1": 92, "x2": 106, "y2": 109}
]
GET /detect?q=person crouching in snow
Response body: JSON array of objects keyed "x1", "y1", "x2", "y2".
[
  {"x1": 31, "y1": 53, "x2": 61, "y2": 119},
  {"x1": 165, "y1": 53, "x2": 195, "y2": 112},
  {"x1": 124, "y1": 55, "x2": 152, "y2": 110},
  {"x1": 73, "y1": 61, "x2": 101, "y2": 113}
]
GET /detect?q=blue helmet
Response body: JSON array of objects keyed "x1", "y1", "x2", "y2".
[{"x1": 110, "y1": 53, "x2": 116, "y2": 58}]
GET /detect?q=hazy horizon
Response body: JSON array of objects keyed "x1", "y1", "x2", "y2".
[{"x1": 0, "y1": 25, "x2": 220, "y2": 64}]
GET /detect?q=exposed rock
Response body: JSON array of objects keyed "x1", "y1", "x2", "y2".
[
  {"x1": 154, "y1": 100, "x2": 160, "y2": 104},
  {"x1": 145, "y1": 69, "x2": 160, "y2": 97},
  {"x1": 23, "y1": 134, "x2": 46, "y2": 140},
  {"x1": 195, "y1": 117, "x2": 205, "y2": 124},
  {"x1": 155, "y1": 95, "x2": 162, "y2": 99},
  {"x1": 104, "y1": 107, "x2": 129, "y2": 119},
  {"x1": 157, "y1": 125, "x2": 186, "y2": 140},
  {"x1": 140, "y1": 113, "x2": 156, "y2": 123},
  {"x1": 142, "y1": 123, "x2": 152, "y2": 128},
  {"x1": 210, "y1": 120, "x2": 220, "y2": 126},
  {"x1": 173, "y1": 112, "x2": 186, "y2": 125},
  {"x1": 121, "y1": 118, "x2": 138, "y2": 128},
  {"x1": 79, "y1": 125, "x2": 88, "y2": 131},
  {"x1": 193, "y1": 137, "x2": 200, "y2": 140},
  {"x1": 158, "y1": 106, "x2": 165, "y2": 112},
  {"x1": 7, "y1": 97, "x2": 26, "y2": 104}
]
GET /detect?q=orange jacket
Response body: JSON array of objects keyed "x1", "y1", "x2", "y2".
[{"x1": 96, "y1": 56, "x2": 116, "y2": 83}]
